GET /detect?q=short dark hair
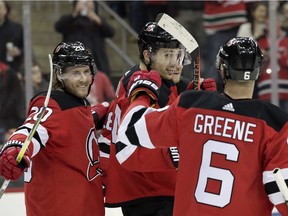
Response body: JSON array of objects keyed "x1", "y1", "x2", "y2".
[
  {"x1": 2, "y1": 1, "x2": 11, "y2": 17},
  {"x1": 71, "y1": 0, "x2": 98, "y2": 12}
]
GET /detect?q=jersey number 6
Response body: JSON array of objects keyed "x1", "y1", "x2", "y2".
[{"x1": 195, "y1": 140, "x2": 239, "y2": 208}]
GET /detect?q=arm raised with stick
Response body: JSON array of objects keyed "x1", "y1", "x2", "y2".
[{"x1": 0, "y1": 54, "x2": 53, "y2": 198}]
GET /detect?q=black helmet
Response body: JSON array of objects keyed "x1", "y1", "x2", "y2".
[
  {"x1": 216, "y1": 37, "x2": 263, "y2": 81},
  {"x1": 138, "y1": 22, "x2": 181, "y2": 54},
  {"x1": 52, "y1": 41, "x2": 97, "y2": 76}
]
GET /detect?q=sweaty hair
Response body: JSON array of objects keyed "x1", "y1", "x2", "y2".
[{"x1": 52, "y1": 68, "x2": 64, "y2": 91}]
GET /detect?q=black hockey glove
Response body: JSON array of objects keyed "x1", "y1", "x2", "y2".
[{"x1": 127, "y1": 70, "x2": 162, "y2": 106}]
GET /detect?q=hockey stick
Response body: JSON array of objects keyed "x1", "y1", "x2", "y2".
[
  {"x1": 0, "y1": 54, "x2": 53, "y2": 199},
  {"x1": 273, "y1": 168, "x2": 288, "y2": 205},
  {"x1": 156, "y1": 13, "x2": 201, "y2": 90}
]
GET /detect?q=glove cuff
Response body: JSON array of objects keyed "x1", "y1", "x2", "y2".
[
  {"x1": 128, "y1": 79, "x2": 159, "y2": 105},
  {"x1": 1, "y1": 140, "x2": 31, "y2": 170},
  {"x1": 0, "y1": 140, "x2": 24, "y2": 156}
]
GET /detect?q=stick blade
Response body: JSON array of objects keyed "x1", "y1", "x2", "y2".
[
  {"x1": 155, "y1": 13, "x2": 164, "y2": 23},
  {"x1": 156, "y1": 13, "x2": 198, "y2": 53}
]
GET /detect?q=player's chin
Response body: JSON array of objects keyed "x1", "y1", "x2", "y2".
[
  {"x1": 162, "y1": 73, "x2": 173, "y2": 80},
  {"x1": 75, "y1": 88, "x2": 89, "y2": 98}
]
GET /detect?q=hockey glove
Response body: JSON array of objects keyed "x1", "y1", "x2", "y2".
[
  {"x1": 187, "y1": 78, "x2": 217, "y2": 91},
  {"x1": 92, "y1": 102, "x2": 110, "y2": 130},
  {"x1": 127, "y1": 70, "x2": 162, "y2": 105},
  {"x1": 0, "y1": 142, "x2": 31, "y2": 180}
]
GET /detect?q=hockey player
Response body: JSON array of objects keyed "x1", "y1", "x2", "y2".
[
  {"x1": 99, "y1": 22, "x2": 216, "y2": 216},
  {"x1": 0, "y1": 41, "x2": 107, "y2": 216},
  {"x1": 117, "y1": 37, "x2": 288, "y2": 216}
]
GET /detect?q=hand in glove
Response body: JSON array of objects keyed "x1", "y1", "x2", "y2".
[
  {"x1": 127, "y1": 70, "x2": 162, "y2": 105},
  {"x1": 187, "y1": 78, "x2": 217, "y2": 91},
  {"x1": 0, "y1": 144, "x2": 31, "y2": 180},
  {"x1": 92, "y1": 102, "x2": 110, "y2": 130}
]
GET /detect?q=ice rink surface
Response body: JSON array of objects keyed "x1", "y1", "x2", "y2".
[
  {"x1": 0, "y1": 192, "x2": 281, "y2": 216},
  {"x1": 0, "y1": 192, "x2": 122, "y2": 216}
]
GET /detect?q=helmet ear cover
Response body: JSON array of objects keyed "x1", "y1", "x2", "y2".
[{"x1": 216, "y1": 37, "x2": 263, "y2": 81}]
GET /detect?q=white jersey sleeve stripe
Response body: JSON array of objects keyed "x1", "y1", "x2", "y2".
[
  {"x1": 98, "y1": 134, "x2": 110, "y2": 159},
  {"x1": 116, "y1": 144, "x2": 137, "y2": 164},
  {"x1": 134, "y1": 115, "x2": 155, "y2": 149},
  {"x1": 117, "y1": 105, "x2": 156, "y2": 149},
  {"x1": 12, "y1": 123, "x2": 49, "y2": 157},
  {"x1": 263, "y1": 168, "x2": 288, "y2": 205}
]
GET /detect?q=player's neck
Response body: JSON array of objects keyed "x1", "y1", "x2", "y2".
[
  {"x1": 139, "y1": 62, "x2": 148, "y2": 71},
  {"x1": 224, "y1": 80, "x2": 254, "y2": 100}
]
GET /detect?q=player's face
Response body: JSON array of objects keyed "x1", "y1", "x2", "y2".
[
  {"x1": 252, "y1": 4, "x2": 267, "y2": 23},
  {"x1": 32, "y1": 65, "x2": 43, "y2": 85},
  {"x1": 59, "y1": 65, "x2": 93, "y2": 98},
  {"x1": 151, "y1": 48, "x2": 182, "y2": 80},
  {"x1": 0, "y1": 1, "x2": 7, "y2": 21},
  {"x1": 76, "y1": 0, "x2": 95, "y2": 13}
]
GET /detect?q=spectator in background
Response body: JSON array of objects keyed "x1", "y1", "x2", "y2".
[
  {"x1": 202, "y1": 0, "x2": 247, "y2": 79},
  {"x1": 129, "y1": 1, "x2": 148, "y2": 33},
  {"x1": 87, "y1": 70, "x2": 115, "y2": 106},
  {"x1": 54, "y1": 0, "x2": 115, "y2": 77},
  {"x1": 129, "y1": 1, "x2": 170, "y2": 34},
  {"x1": 3, "y1": 128, "x2": 16, "y2": 143},
  {"x1": 256, "y1": 15, "x2": 288, "y2": 112},
  {"x1": 281, "y1": 2, "x2": 288, "y2": 34},
  {"x1": 0, "y1": 61, "x2": 23, "y2": 144},
  {"x1": 108, "y1": 1, "x2": 127, "y2": 18},
  {"x1": 237, "y1": 2, "x2": 268, "y2": 39},
  {"x1": 31, "y1": 61, "x2": 49, "y2": 96},
  {"x1": 0, "y1": 0, "x2": 23, "y2": 73}
]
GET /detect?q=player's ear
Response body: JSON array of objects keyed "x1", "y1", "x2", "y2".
[
  {"x1": 143, "y1": 50, "x2": 151, "y2": 64},
  {"x1": 56, "y1": 73, "x2": 62, "y2": 82},
  {"x1": 56, "y1": 73, "x2": 65, "y2": 88}
]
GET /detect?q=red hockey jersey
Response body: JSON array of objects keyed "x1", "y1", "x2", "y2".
[
  {"x1": 7, "y1": 91, "x2": 104, "y2": 216},
  {"x1": 99, "y1": 65, "x2": 180, "y2": 207},
  {"x1": 117, "y1": 91, "x2": 288, "y2": 216}
]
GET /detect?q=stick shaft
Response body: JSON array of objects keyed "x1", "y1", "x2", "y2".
[
  {"x1": 16, "y1": 107, "x2": 47, "y2": 162},
  {"x1": 0, "y1": 180, "x2": 10, "y2": 198}
]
